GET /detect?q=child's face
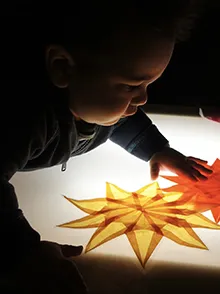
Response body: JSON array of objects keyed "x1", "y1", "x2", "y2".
[{"x1": 47, "y1": 32, "x2": 174, "y2": 126}]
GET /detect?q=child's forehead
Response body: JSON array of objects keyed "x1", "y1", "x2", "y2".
[
  {"x1": 98, "y1": 35, "x2": 174, "y2": 76},
  {"x1": 74, "y1": 30, "x2": 174, "y2": 81}
]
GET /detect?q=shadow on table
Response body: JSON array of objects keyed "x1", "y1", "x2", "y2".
[{"x1": 74, "y1": 254, "x2": 220, "y2": 294}]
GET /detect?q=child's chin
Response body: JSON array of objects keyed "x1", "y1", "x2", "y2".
[{"x1": 100, "y1": 118, "x2": 120, "y2": 126}]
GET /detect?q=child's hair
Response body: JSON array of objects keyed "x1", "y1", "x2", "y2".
[
  {"x1": 7, "y1": 1, "x2": 206, "y2": 55},
  {"x1": 44, "y1": 1, "x2": 202, "y2": 50}
]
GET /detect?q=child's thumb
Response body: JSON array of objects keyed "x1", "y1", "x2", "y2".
[
  {"x1": 150, "y1": 162, "x2": 160, "y2": 180},
  {"x1": 60, "y1": 244, "x2": 83, "y2": 257}
]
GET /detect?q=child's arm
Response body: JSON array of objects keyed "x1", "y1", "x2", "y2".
[
  {"x1": 110, "y1": 108, "x2": 169, "y2": 161},
  {"x1": 110, "y1": 108, "x2": 212, "y2": 181},
  {"x1": 0, "y1": 100, "x2": 87, "y2": 292},
  {"x1": 0, "y1": 111, "x2": 44, "y2": 267}
]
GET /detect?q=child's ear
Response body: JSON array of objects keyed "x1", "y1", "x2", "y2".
[{"x1": 45, "y1": 45, "x2": 75, "y2": 88}]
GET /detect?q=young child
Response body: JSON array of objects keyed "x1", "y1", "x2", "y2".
[{"x1": 0, "y1": 1, "x2": 212, "y2": 293}]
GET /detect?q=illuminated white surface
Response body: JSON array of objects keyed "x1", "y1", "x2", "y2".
[{"x1": 11, "y1": 114, "x2": 220, "y2": 267}]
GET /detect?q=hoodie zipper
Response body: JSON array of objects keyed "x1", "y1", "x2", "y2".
[
  {"x1": 61, "y1": 162, "x2": 67, "y2": 172},
  {"x1": 60, "y1": 124, "x2": 99, "y2": 173},
  {"x1": 60, "y1": 138, "x2": 91, "y2": 172}
]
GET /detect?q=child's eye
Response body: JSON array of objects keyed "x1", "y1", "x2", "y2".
[{"x1": 124, "y1": 85, "x2": 141, "y2": 92}]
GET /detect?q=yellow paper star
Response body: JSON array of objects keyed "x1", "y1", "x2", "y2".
[{"x1": 59, "y1": 182, "x2": 220, "y2": 267}]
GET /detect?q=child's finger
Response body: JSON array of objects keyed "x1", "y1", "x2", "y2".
[
  {"x1": 60, "y1": 244, "x2": 83, "y2": 257},
  {"x1": 191, "y1": 167, "x2": 208, "y2": 181},
  {"x1": 189, "y1": 160, "x2": 213, "y2": 175},
  {"x1": 177, "y1": 165, "x2": 198, "y2": 182},
  {"x1": 150, "y1": 163, "x2": 160, "y2": 180},
  {"x1": 187, "y1": 156, "x2": 208, "y2": 164}
]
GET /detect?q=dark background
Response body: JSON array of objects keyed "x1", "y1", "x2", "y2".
[{"x1": 148, "y1": 3, "x2": 220, "y2": 109}]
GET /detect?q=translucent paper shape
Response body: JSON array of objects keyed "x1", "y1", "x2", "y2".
[
  {"x1": 59, "y1": 182, "x2": 220, "y2": 267},
  {"x1": 162, "y1": 159, "x2": 220, "y2": 223}
]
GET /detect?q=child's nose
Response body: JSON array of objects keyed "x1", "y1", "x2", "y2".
[{"x1": 131, "y1": 89, "x2": 148, "y2": 106}]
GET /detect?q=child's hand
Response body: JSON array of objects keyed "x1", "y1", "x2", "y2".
[
  {"x1": 1, "y1": 241, "x2": 88, "y2": 293},
  {"x1": 150, "y1": 147, "x2": 213, "y2": 182}
]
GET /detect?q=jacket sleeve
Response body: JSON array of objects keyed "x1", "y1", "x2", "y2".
[{"x1": 110, "y1": 108, "x2": 169, "y2": 161}]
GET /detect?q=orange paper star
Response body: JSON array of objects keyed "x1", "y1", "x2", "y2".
[
  {"x1": 162, "y1": 159, "x2": 220, "y2": 223},
  {"x1": 59, "y1": 182, "x2": 220, "y2": 267}
]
